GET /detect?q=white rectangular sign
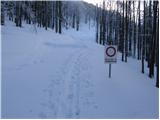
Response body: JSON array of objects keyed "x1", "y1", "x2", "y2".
[{"x1": 105, "y1": 45, "x2": 117, "y2": 63}]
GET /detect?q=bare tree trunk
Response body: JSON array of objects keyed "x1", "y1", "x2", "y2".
[
  {"x1": 142, "y1": 1, "x2": 146, "y2": 73},
  {"x1": 133, "y1": 1, "x2": 136, "y2": 58},
  {"x1": 137, "y1": 1, "x2": 141, "y2": 60},
  {"x1": 102, "y1": 1, "x2": 106, "y2": 45},
  {"x1": 128, "y1": 1, "x2": 132, "y2": 56},
  {"x1": 58, "y1": 1, "x2": 62, "y2": 34},
  {"x1": 96, "y1": 4, "x2": 99, "y2": 43},
  {"x1": 156, "y1": 5, "x2": 159, "y2": 87},
  {"x1": 55, "y1": 1, "x2": 58, "y2": 33},
  {"x1": 149, "y1": 1, "x2": 158, "y2": 78},
  {"x1": 1, "y1": 1, "x2": 5, "y2": 25},
  {"x1": 122, "y1": 0, "x2": 125, "y2": 61},
  {"x1": 125, "y1": 1, "x2": 128, "y2": 62},
  {"x1": 72, "y1": 13, "x2": 75, "y2": 28}
]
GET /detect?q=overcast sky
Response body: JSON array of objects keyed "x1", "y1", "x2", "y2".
[{"x1": 83, "y1": 0, "x2": 102, "y2": 5}]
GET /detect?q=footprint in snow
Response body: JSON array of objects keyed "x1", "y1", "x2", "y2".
[
  {"x1": 48, "y1": 103, "x2": 55, "y2": 110},
  {"x1": 33, "y1": 60, "x2": 37, "y2": 64},
  {"x1": 71, "y1": 76, "x2": 75, "y2": 80},
  {"x1": 68, "y1": 94, "x2": 73, "y2": 99},
  {"x1": 51, "y1": 79, "x2": 60, "y2": 85},
  {"x1": 40, "y1": 59, "x2": 44, "y2": 63},
  {"x1": 86, "y1": 91, "x2": 94, "y2": 97},
  {"x1": 38, "y1": 112, "x2": 47, "y2": 118},
  {"x1": 16, "y1": 63, "x2": 28, "y2": 70},
  {"x1": 40, "y1": 102, "x2": 47, "y2": 107},
  {"x1": 33, "y1": 59, "x2": 44, "y2": 64},
  {"x1": 42, "y1": 89, "x2": 47, "y2": 93},
  {"x1": 15, "y1": 67, "x2": 21, "y2": 70},
  {"x1": 29, "y1": 109, "x2": 33, "y2": 113},
  {"x1": 76, "y1": 111, "x2": 80, "y2": 116},
  {"x1": 94, "y1": 105, "x2": 98, "y2": 109}
]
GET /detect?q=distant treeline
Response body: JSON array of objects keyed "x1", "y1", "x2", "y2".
[{"x1": 1, "y1": 1, "x2": 96, "y2": 32}]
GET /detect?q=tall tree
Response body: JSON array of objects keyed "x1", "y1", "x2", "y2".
[
  {"x1": 122, "y1": 0, "x2": 125, "y2": 61},
  {"x1": 156, "y1": 2, "x2": 159, "y2": 87},
  {"x1": 96, "y1": 4, "x2": 99, "y2": 43},
  {"x1": 76, "y1": 8, "x2": 80, "y2": 31},
  {"x1": 15, "y1": 1, "x2": 22, "y2": 27},
  {"x1": 149, "y1": 1, "x2": 158, "y2": 78},
  {"x1": 102, "y1": 1, "x2": 106, "y2": 45},
  {"x1": 45, "y1": 1, "x2": 48, "y2": 30},
  {"x1": 115, "y1": 1, "x2": 119, "y2": 46},
  {"x1": 128, "y1": 1, "x2": 132, "y2": 56},
  {"x1": 133, "y1": 1, "x2": 136, "y2": 58},
  {"x1": 1, "y1": 1, "x2": 5, "y2": 25},
  {"x1": 99, "y1": 4, "x2": 103, "y2": 45},
  {"x1": 55, "y1": 1, "x2": 58, "y2": 33},
  {"x1": 147, "y1": 1, "x2": 153, "y2": 67},
  {"x1": 125, "y1": 1, "x2": 128, "y2": 62},
  {"x1": 72, "y1": 12, "x2": 75, "y2": 28},
  {"x1": 51, "y1": 1, "x2": 55, "y2": 29},
  {"x1": 108, "y1": 2, "x2": 113, "y2": 45},
  {"x1": 58, "y1": 1, "x2": 62, "y2": 33},
  {"x1": 137, "y1": 1, "x2": 141, "y2": 60},
  {"x1": 142, "y1": 1, "x2": 146, "y2": 73}
]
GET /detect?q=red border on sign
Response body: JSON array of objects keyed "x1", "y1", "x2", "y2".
[{"x1": 106, "y1": 46, "x2": 116, "y2": 57}]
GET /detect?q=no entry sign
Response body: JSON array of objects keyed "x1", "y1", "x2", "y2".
[{"x1": 105, "y1": 45, "x2": 117, "y2": 63}]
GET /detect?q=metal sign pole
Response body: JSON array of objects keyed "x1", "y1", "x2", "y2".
[
  {"x1": 105, "y1": 45, "x2": 117, "y2": 78},
  {"x1": 109, "y1": 63, "x2": 111, "y2": 78}
]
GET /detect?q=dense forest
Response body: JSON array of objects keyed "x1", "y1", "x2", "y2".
[
  {"x1": 1, "y1": 1, "x2": 95, "y2": 32},
  {"x1": 94, "y1": 1, "x2": 159, "y2": 88},
  {"x1": 1, "y1": 0, "x2": 159, "y2": 88}
]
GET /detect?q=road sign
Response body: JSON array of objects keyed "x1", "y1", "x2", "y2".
[{"x1": 105, "y1": 45, "x2": 117, "y2": 63}]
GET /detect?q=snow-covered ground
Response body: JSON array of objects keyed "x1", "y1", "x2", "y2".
[{"x1": 1, "y1": 21, "x2": 159, "y2": 119}]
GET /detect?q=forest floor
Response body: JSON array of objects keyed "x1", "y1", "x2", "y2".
[{"x1": 1, "y1": 21, "x2": 159, "y2": 118}]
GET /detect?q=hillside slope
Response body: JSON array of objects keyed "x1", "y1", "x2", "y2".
[{"x1": 1, "y1": 21, "x2": 159, "y2": 119}]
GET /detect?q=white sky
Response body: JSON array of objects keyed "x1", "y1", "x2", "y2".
[{"x1": 83, "y1": 0, "x2": 102, "y2": 5}]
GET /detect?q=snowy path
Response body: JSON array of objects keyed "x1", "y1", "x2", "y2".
[
  {"x1": 2, "y1": 22, "x2": 159, "y2": 119},
  {"x1": 38, "y1": 41, "x2": 97, "y2": 118}
]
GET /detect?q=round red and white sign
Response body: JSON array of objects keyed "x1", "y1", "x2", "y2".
[{"x1": 106, "y1": 46, "x2": 116, "y2": 57}]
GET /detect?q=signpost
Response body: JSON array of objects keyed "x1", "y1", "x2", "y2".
[{"x1": 105, "y1": 45, "x2": 117, "y2": 78}]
